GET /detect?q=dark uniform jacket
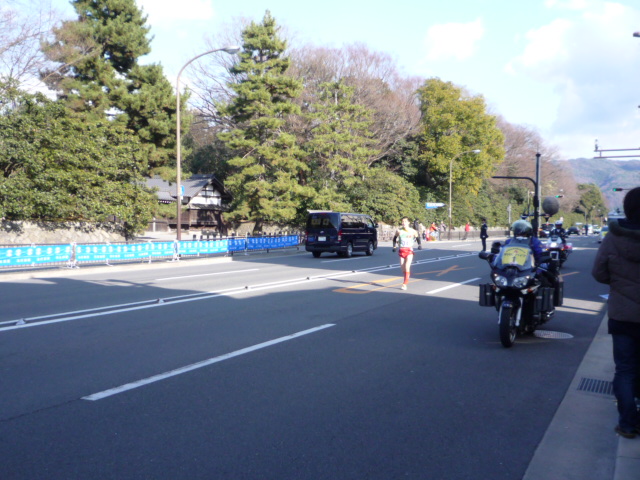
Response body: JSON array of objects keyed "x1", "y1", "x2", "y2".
[{"x1": 480, "y1": 223, "x2": 488, "y2": 239}]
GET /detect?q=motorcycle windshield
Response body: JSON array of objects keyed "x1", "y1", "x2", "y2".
[
  {"x1": 546, "y1": 237, "x2": 560, "y2": 247},
  {"x1": 495, "y1": 239, "x2": 534, "y2": 271}
]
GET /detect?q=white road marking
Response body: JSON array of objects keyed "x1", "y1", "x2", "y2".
[
  {"x1": 155, "y1": 268, "x2": 259, "y2": 281},
  {"x1": 426, "y1": 277, "x2": 481, "y2": 295},
  {"x1": 0, "y1": 254, "x2": 477, "y2": 332},
  {"x1": 82, "y1": 324, "x2": 336, "y2": 401},
  {"x1": 321, "y1": 256, "x2": 368, "y2": 263}
]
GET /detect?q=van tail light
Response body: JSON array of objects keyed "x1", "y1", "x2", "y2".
[
  {"x1": 338, "y1": 229, "x2": 342, "y2": 241},
  {"x1": 305, "y1": 231, "x2": 309, "y2": 242}
]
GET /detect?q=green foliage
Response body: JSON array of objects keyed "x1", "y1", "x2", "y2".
[
  {"x1": 0, "y1": 10, "x2": 586, "y2": 234},
  {"x1": 41, "y1": 0, "x2": 177, "y2": 170},
  {"x1": 118, "y1": 63, "x2": 178, "y2": 169},
  {"x1": 153, "y1": 202, "x2": 181, "y2": 220},
  {"x1": 576, "y1": 183, "x2": 608, "y2": 223},
  {"x1": 0, "y1": 93, "x2": 156, "y2": 236},
  {"x1": 218, "y1": 11, "x2": 314, "y2": 231},
  {"x1": 349, "y1": 168, "x2": 423, "y2": 224},
  {"x1": 414, "y1": 78, "x2": 505, "y2": 197},
  {"x1": 184, "y1": 137, "x2": 235, "y2": 182},
  {"x1": 304, "y1": 81, "x2": 380, "y2": 210}
]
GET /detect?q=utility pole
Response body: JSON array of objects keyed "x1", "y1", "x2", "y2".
[{"x1": 493, "y1": 153, "x2": 542, "y2": 238}]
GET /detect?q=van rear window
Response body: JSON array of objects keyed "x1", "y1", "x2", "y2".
[{"x1": 307, "y1": 213, "x2": 339, "y2": 229}]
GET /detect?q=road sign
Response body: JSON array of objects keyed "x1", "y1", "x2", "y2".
[{"x1": 425, "y1": 202, "x2": 445, "y2": 209}]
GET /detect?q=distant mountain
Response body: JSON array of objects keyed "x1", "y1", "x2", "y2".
[{"x1": 565, "y1": 158, "x2": 640, "y2": 209}]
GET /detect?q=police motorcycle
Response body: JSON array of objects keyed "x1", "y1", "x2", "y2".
[
  {"x1": 543, "y1": 233, "x2": 572, "y2": 267},
  {"x1": 479, "y1": 222, "x2": 563, "y2": 348},
  {"x1": 543, "y1": 220, "x2": 572, "y2": 267}
]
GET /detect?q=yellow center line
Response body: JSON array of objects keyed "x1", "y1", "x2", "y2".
[
  {"x1": 333, "y1": 265, "x2": 475, "y2": 294},
  {"x1": 560, "y1": 271, "x2": 580, "y2": 278}
]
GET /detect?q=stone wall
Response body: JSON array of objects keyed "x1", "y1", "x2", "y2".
[{"x1": 0, "y1": 221, "x2": 126, "y2": 246}]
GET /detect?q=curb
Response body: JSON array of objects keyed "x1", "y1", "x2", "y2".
[{"x1": 524, "y1": 311, "x2": 617, "y2": 480}]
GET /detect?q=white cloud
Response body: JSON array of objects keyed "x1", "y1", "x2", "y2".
[
  {"x1": 424, "y1": 18, "x2": 484, "y2": 61},
  {"x1": 507, "y1": 18, "x2": 572, "y2": 75},
  {"x1": 136, "y1": 0, "x2": 215, "y2": 26},
  {"x1": 505, "y1": 1, "x2": 640, "y2": 145}
]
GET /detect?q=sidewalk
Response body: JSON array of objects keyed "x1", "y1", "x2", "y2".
[{"x1": 524, "y1": 312, "x2": 640, "y2": 480}]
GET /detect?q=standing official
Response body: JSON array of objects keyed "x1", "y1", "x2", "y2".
[{"x1": 480, "y1": 218, "x2": 489, "y2": 251}]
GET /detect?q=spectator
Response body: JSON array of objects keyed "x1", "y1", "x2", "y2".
[
  {"x1": 429, "y1": 222, "x2": 438, "y2": 241},
  {"x1": 592, "y1": 187, "x2": 640, "y2": 439},
  {"x1": 462, "y1": 222, "x2": 471, "y2": 240},
  {"x1": 412, "y1": 219, "x2": 422, "y2": 249}
]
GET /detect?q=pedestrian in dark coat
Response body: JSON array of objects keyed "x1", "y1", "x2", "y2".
[
  {"x1": 480, "y1": 218, "x2": 489, "y2": 251},
  {"x1": 592, "y1": 187, "x2": 640, "y2": 438},
  {"x1": 413, "y1": 219, "x2": 422, "y2": 248}
]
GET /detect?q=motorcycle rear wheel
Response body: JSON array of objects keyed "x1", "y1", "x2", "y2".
[{"x1": 499, "y1": 304, "x2": 517, "y2": 348}]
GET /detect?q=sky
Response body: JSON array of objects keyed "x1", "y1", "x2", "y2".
[{"x1": 34, "y1": 0, "x2": 640, "y2": 160}]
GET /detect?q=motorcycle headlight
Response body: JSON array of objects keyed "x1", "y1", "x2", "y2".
[
  {"x1": 493, "y1": 274, "x2": 508, "y2": 287},
  {"x1": 549, "y1": 242, "x2": 558, "y2": 248},
  {"x1": 513, "y1": 275, "x2": 530, "y2": 288}
]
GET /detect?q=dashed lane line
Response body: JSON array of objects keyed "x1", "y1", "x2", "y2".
[{"x1": 82, "y1": 324, "x2": 336, "y2": 401}]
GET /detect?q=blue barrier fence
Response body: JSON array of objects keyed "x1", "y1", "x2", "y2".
[{"x1": 0, "y1": 235, "x2": 302, "y2": 269}]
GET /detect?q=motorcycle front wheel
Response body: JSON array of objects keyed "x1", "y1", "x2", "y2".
[{"x1": 499, "y1": 303, "x2": 517, "y2": 348}]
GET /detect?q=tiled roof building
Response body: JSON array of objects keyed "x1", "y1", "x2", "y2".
[{"x1": 145, "y1": 174, "x2": 232, "y2": 232}]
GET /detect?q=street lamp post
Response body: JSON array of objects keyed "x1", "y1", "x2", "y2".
[
  {"x1": 175, "y1": 46, "x2": 240, "y2": 240},
  {"x1": 448, "y1": 149, "x2": 481, "y2": 240}
]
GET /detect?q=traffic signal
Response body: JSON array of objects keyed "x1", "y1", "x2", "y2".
[
  {"x1": 612, "y1": 188, "x2": 625, "y2": 191},
  {"x1": 554, "y1": 195, "x2": 564, "y2": 198}
]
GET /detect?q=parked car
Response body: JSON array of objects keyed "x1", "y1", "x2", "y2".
[
  {"x1": 592, "y1": 225, "x2": 601, "y2": 234},
  {"x1": 598, "y1": 225, "x2": 609, "y2": 243},
  {"x1": 305, "y1": 211, "x2": 378, "y2": 258},
  {"x1": 567, "y1": 226, "x2": 580, "y2": 236}
]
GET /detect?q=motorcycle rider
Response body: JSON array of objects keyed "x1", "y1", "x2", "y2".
[
  {"x1": 504, "y1": 219, "x2": 544, "y2": 265},
  {"x1": 503, "y1": 220, "x2": 558, "y2": 290},
  {"x1": 550, "y1": 220, "x2": 567, "y2": 245}
]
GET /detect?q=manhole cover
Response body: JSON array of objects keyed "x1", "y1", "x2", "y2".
[{"x1": 533, "y1": 330, "x2": 574, "y2": 339}]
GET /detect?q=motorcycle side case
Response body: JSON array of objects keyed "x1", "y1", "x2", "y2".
[
  {"x1": 554, "y1": 276, "x2": 564, "y2": 306},
  {"x1": 535, "y1": 287, "x2": 555, "y2": 313},
  {"x1": 479, "y1": 283, "x2": 496, "y2": 307}
]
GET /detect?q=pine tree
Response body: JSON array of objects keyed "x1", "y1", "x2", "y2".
[
  {"x1": 219, "y1": 11, "x2": 313, "y2": 232},
  {"x1": 41, "y1": 0, "x2": 177, "y2": 169},
  {"x1": 304, "y1": 81, "x2": 379, "y2": 211}
]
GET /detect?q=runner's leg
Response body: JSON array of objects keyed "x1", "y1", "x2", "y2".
[{"x1": 403, "y1": 254, "x2": 414, "y2": 285}]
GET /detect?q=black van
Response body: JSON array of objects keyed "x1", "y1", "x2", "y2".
[{"x1": 305, "y1": 211, "x2": 377, "y2": 258}]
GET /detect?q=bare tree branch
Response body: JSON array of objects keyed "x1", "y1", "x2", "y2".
[{"x1": 0, "y1": 0, "x2": 63, "y2": 95}]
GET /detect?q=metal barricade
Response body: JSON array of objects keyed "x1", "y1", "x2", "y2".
[{"x1": 0, "y1": 235, "x2": 303, "y2": 271}]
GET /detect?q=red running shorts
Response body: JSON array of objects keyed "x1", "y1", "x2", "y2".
[{"x1": 398, "y1": 247, "x2": 414, "y2": 258}]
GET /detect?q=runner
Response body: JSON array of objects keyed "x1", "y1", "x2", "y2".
[{"x1": 392, "y1": 217, "x2": 419, "y2": 290}]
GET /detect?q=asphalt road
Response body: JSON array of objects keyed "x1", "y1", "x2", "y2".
[{"x1": 0, "y1": 236, "x2": 608, "y2": 479}]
